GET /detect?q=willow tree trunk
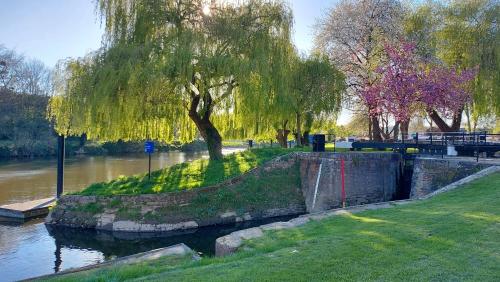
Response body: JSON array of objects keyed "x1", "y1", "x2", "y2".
[
  {"x1": 196, "y1": 119, "x2": 223, "y2": 161},
  {"x1": 276, "y1": 129, "x2": 290, "y2": 148},
  {"x1": 295, "y1": 112, "x2": 302, "y2": 147},
  {"x1": 276, "y1": 120, "x2": 289, "y2": 148},
  {"x1": 188, "y1": 94, "x2": 223, "y2": 161}
]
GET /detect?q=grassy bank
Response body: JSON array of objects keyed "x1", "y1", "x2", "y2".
[
  {"x1": 77, "y1": 147, "x2": 307, "y2": 196},
  {"x1": 41, "y1": 254, "x2": 194, "y2": 282},
  {"x1": 78, "y1": 159, "x2": 305, "y2": 224},
  {"x1": 47, "y1": 172, "x2": 500, "y2": 281}
]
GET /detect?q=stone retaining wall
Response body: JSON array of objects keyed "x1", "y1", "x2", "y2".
[
  {"x1": 410, "y1": 157, "x2": 492, "y2": 198},
  {"x1": 46, "y1": 152, "x2": 405, "y2": 232},
  {"x1": 298, "y1": 153, "x2": 402, "y2": 212},
  {"x1": 47, "y1": 151, "x2": 495, "y2": 233}
]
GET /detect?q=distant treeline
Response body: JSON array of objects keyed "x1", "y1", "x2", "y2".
[{"x1": 0, "y1": 89, "x2": 55, "y2": 157}]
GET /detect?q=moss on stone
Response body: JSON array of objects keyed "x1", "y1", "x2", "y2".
[
  {"x1": 116, "y1": 207, "x2": 142, "y2": 221},
  {"x1": 73, "y1": 202, "x2": 104, "y2": 214},
  {"x1": 137, "y1": 162, "x2": 304, "y2": 224}
]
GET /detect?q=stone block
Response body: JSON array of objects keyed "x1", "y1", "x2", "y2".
[
  {"x1": 410, "y1": 157, "x2": 492, "y2": 198},
  {"x1": 231, "y1": 227, "x2": 264, "y2": 240},
  {"x1": 215, "y1": 234, "x2": 243, "y2": 256},
  {"x1": 298, "y1": 152, "x2": 402, "y2": 213},
  {"x1": 260, "y1": 221, "x2": 294, "y2": 231},
  {"x1": 287, "y1": 216, "x2": 310, "y2": 227},
  {"x1": 215, "y1": 227, "x2": 264, "y2": 256}
]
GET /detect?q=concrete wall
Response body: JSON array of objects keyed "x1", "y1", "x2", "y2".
[
  {"x1": 410, "y1": 157, "x2": 492, "y2": 198},
  {"x1": 299, "y1": 153, "x2": 402, "y2": 213}
]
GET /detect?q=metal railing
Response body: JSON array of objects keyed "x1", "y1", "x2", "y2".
[{"x1": 407, "y1": 131, "x2": 500, "y2": 145}]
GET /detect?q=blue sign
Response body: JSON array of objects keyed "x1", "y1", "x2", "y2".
[{"x1": 144, "y1": 141, "x2": 155, "y2": 154}]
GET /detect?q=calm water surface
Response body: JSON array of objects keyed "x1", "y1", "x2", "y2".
[
  {"x1": 0, "y1": 214, "x2": 296, "y2": 282},
  {"x1": 0, "y1": 149, "x2": 262, "y2": 281},
  {"x1": 0, "y1": 151, "x2": 217, "y2": 205}
]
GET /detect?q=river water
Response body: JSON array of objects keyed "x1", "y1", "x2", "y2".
[
  {"x1": 0, "y1": 151, "x2": 217, "y2": 206},
  {"x1": 1, "y1": 149, "x2": 278, "y2": 281}
]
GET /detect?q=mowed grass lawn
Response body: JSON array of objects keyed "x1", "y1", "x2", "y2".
[
  {"x1": 48, "y1": 172, "x2": 500, "y2": 282},
  {"x1": 77, "y1": 147, "x2": 308, "y2": 196}
]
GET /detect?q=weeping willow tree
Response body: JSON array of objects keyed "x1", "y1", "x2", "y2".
[
  {"x1": 213, "y1": 42, "x2": 298, "y2": 145},
  {"x1": 49, "y1": 0, "x2": 292, "y2": 160},
  {"x1": 437, "y1": 0, "x2": 499, "y2": 131},
  {"x1": 288, "y1": 53, "x2": 345, "y2": 146},
  {"x1": 220, "y1": 51, "x2": 346, "y2": 147}
]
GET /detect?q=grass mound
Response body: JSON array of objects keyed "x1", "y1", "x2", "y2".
[
  {"x1": 77, "y1": 147, "x2": 306, "y2": 196},
  {"x1": 53, "y1": 172, "x2": 500, "y2": 281}
]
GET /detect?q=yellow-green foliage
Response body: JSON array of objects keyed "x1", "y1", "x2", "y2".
[
  {"x1": 48, "y1": 0, "x2": 294, "y2": 144},
  {"x1": 404, "y1": 0, "x2": 499, "y2": 120}
]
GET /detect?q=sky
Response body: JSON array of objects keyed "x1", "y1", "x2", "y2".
[
  {"x1": 0, "y1": 0, "x2": 349, "y2": 123},
  {"x1": 0, "y1": 0, "x2": 335, "y2": 66},
  {"x1": 0, "y1": 0, "x2": 103, "y2": 67}
]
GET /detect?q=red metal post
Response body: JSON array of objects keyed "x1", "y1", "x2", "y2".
[{"x1": 341, "y1": 158, "x2": 346, "y2": 208}]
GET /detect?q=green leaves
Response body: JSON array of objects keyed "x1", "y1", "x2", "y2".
[
  {"x1": 405, "y1": 0, "x2": 499, "y2": 121},
  {"x1": 290, "y1": 54, "x2": 345, "y2": 116},
  {"x1": 50, "y1": 0, "x2": 294, "y2": 143}
]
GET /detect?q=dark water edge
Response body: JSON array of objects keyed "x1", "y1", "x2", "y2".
[{"x1": 0, "y1": 214, "x2": 299, "y2": 281}]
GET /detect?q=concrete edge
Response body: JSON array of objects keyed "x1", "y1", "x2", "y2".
[
  {"x1": 0, "y1": 208, "x2": 24, "y2": 218},
  {"x1": 215, "y1": 165, "x2": 499, "y2": 257},
  {"x1": 24, "y1": 243, "x2": 199, "y2": 281}
]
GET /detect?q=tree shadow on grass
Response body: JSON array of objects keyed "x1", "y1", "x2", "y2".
[{"x1": 201, "y1": 157, "x2": 239, "y2": 187}]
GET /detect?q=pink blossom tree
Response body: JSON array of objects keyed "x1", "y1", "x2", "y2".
[
  {"x1": 376, "y1": 42, "x2": 421, "y2": 139},
  {"x1": 360, "y1": 81, "x2": 385, "y2": 141},
  {"x1": 362, "y1": 41, "x2": 476, "y2": 139},
  {"x1": 420, "y1": 66, "x2": 476, "y2": 132}
]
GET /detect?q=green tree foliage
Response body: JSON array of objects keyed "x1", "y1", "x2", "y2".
[
  {"x1": 438, "y1": 0, "x2": 499, "y2": 131},
  {"x1": 49, "y1": 0, "x2": 293, "y2": 160},
  {"x1": 0, "y1": 88, "x2": 56, "y2": 157},
  {"x1": 404, "y1": 1, "x2": 442, "y2": 62},
  {"x1": 405, "y1": 0, "x2": 499, "y2": 131},
  {"x1": 288, "y1": 54, "x2": 345, "y2": 146},
  {"x1": 234, "y1": 51, "x2": 345, "y2": 148},
  {"x1": 0, "y1": 46, "x2": 57, "y2": 158}
]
